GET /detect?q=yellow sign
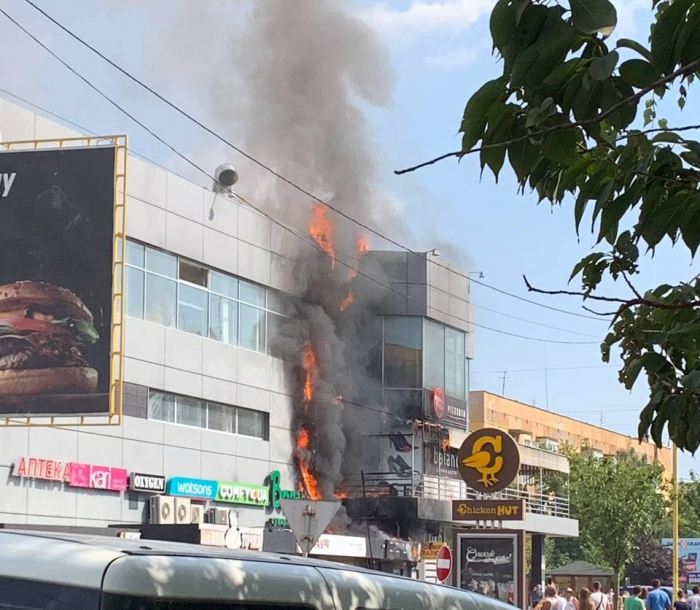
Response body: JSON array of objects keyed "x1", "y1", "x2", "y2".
[
  {"x1": 452, "y1": 500, "x2": 526, "y2": 521},
  {"x1": 421, "y1": 541, "x2": 446, "y2": 560},
  {"x1": 457, "y1": 428, "x2": 520, "y2": 493}
]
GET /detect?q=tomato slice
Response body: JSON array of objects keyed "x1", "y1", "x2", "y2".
[{"x1": 0, "y1": 314, "x2": 67, "y2": 335}]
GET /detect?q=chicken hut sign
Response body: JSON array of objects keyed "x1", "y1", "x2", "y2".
[{"x1": 457, "y1": 429, "x2": 520, "y2": 494}]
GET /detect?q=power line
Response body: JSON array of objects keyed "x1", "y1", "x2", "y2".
[
  {"x1": 20, "y1": 0, "x2": 609, "y2": 324},
  {"x1": 0, "y1": 82, "x2": 597, "y2": 345},
  {"x1": 0, "y1": 8, "x2": 602, "y2": 346},
  {"x1": 473, "y1": 364, "x2": 613, "y2": 374}
]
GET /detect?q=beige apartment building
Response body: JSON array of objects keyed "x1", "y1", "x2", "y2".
[{"x1": 469, "y1": 391, "x2": 672, "y2": 475}]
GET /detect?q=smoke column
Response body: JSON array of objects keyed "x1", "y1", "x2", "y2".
[{"x1": 228, "y1": 2, "x2": 396, "y2": 498}]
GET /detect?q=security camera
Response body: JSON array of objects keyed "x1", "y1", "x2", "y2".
[{"x1": 213, "y1": 163, "x2": 239, "y2": 195}]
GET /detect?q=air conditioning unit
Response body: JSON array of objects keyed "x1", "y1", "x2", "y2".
[
  {"x1": 190, "y1": 504, "x2": 203, "y2": 524},
  {"x1": 150, "y1": 496, "x2": 175, "y2": 525},
  {"x1": 205, "y1": 508, "x2": 230, "y2": 525},
  {"x1": 174, "y1": 497, "x2": 191, "y2": 524}
]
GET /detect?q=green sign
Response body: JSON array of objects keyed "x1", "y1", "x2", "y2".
[
  {"x1": 267, "y1": 517, "x2": 289, "y2": 528},
  {"x1": 216, "y1": 481, "x2": 269, "y2": 506},
  {"x1": 269, "y1": 470, "x2": 304, "y2": 510}
]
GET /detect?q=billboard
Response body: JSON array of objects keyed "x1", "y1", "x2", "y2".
[
  {"x1": 456, "y1": 532, "x2": 524, "y2": 607},
  {"x1": 662, "y1": 538, "x2": 700, "y2": 585},
  {"x1": 0, "y1": 146, "x2": 117, "y2": 416}
]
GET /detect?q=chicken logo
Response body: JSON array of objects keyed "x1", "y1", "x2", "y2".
[{"x1": 457, "y1": 428, "x2": 520, "y2": 493}]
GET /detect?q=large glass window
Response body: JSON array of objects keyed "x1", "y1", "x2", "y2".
[
  {"x1": 125, "y1": 240, "x2": 288, "y2": 356},
  {"x1": 421, "y1": 319, "x2": 467, "y2": 399},
  {"x1": 445, "y1": 327, "x2": 465, "y2": 398},
  {"x1": 424, "y1": 320, "x2": 445, "y2": 390},
  {"x1": 148, "y1": 390, "x2": 269, "y2": 440},
  {"x1": 383, "y1": 316, "x2": 422, "y2": 388}
]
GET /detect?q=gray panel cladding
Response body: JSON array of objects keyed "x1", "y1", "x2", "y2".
[{"x1": 123, "y1": 383, "x2": 148, "y2": 419}]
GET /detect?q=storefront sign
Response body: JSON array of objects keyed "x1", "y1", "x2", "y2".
[
  {"x1": 457, "y1": 428, "x2": 520, "y2": 493},
  {"x1": 423, "y1": 390, "x2": 467, "y2": 428},
  {"x1": 268, "y1": 470, "x2": 304, "y2": 510},
  {"x1": 452, "y1": 499, "x2": 525, "y2": 521},
  {"x1": 422, "y1": 541, "x2": 446, "y2": 560},
  {"x1": 225, "y1": 527, "x2": 263, "y2": 551},
  {"x1": 310, "y1": 534, "x2": 367, "y2": 558},
  {"x1": 69, "y1": 463, "x2": 128, "y2": 492},
  {"x1": 12, "y1": 456, "x2": 70, "y2": 482},
  {"x1": 167, "y1": 477, "x2": 218, "y2": 500},
  {"x1": 12, "y1": 457, "x2": 126, "y2": 492},
  {"x1": 424, "y1": 443, "x2": 461, "y2": 479},
  {"x1": 267, "y1": 517, "x2": 289, "y2": 528},
  {"x1": 456, "y1": 532, "x2": 523, "y2": 606},
  {"x1": 216, "y1": 481, "x2": 269, "y2": 507},
  {"x1": 199, "y1": 524, "x2": 227, "y2": 547},
  {"x1": 130, "y1": 472, "x2": 166, "y2": 494}
]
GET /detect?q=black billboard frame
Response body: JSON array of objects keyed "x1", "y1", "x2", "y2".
[{"x1": 0, "y1": 135, "x2": 127, "y2": 427}]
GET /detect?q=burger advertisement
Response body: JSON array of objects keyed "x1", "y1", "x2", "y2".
[{"x1": 0, "y1": 146, "x2": 116, "y2": 416}]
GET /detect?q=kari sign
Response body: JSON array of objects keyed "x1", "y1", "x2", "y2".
[{"x1": 69, "y1": 463, "x2": 127, "y2": 492}]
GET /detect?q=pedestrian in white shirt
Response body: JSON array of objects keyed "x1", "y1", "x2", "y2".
[
  {"x1": 688, "y1": 586, "x2": 700, "y2": 610},
  {"x1": 591, "y1": 581, "x2": 611, "y2": 610},
  {"x1": 546, "y1": 584, "x2": 568, "y2": 610}
]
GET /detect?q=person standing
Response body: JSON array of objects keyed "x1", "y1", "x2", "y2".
[
  {"x1": 581, "y1": 588, "x2": 596, "y2": 610},
  {"x1": 646, "y1": 580, "x2": 672, "y2": 610},
  {"x1": 591, "y1": 581, "x2": 611, "y2": 610},
  {"x1": 546, "y1": 584, "x2": 567, "y2": 610},
  {"x1": 687, "y1": 586, "x2": 700, "y2": 610},
  {"x1": 674, "y1": 589, "x2": 691, "y2": 610},
  {"x1": 566, "y1": 588, "x2": 580, "y2": 610},
  {"x1": 626, "y1": 586, "x2": 647, "y2": 610},
  {"x1": 533, "y1": 584, "x2": 544, "y2": 608}
]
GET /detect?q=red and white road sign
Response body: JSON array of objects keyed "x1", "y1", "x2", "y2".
[{"x1": 436, "y1": 544, "x2": 453, "y2": 583}]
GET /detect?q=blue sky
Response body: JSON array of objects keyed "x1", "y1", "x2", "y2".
[{"x1": 0, "y1": 0, "x2": 697, "y2": 475}]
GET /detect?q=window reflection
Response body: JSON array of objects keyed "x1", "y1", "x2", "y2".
[
  {"x1": 178, "y1": 284, "x2": 208, "y2": 336},
  {"x1": 240, "y1": 304, "x2": 266, "y2": 352},
  {"x1": 145, "y1": 274, "x2": 177, "y2": 327},
  {"x1": 383, "y1": 317, "x2": 422, "y2": 388}
]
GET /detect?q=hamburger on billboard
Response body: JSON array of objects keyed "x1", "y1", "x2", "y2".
[{"x1": 0, "y1": 146, "x2": 117, "y2": 416}]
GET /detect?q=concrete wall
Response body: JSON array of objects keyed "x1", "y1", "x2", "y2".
[
  {"x1": 362, "y1": 251, "x2": 474, "y2": 359},
  {"x1": 0, "y1": 98, "x2": 297, "y2": 528},
  {"x1": 469, "y1": 391, "x2": 672, "y2": 474}
]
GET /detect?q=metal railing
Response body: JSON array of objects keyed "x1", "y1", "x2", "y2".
[{"x1": 346, "y1": 473, "x2": 570, "y2": 519}]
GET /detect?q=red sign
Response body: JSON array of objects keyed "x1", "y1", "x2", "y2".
[
  {"x1": 69, "y1": 463, "x2": 128, "y2": 492},
  {"x1": 12, "y1": 457, "x2": 70, "y2": 482},
  {"x1": 436, "y1": 544, "x2": 453, "y2": 583},
  {"x1": 433, "y1": 388, "x2": 445, "y2": 419}
]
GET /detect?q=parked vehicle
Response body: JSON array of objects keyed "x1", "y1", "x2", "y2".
[{"x1": 0, "y1": 530, "x2": 513, "y2": 610}]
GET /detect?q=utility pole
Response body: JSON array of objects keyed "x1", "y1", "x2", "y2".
[{"x1": 501, "y1": 371, "x2": 509, "y2": 396}]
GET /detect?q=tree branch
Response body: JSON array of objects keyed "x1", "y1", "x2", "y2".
[
  {"x1": 395, "y1": 58, "x2": 700, "y2": 175},
  {"x1": 582, "y1": 305, "x2": 618, "y2": 317},
  {"x1": 523, "y1": 275, "x2": 629, "y2": 303},
  {"x1": 622, "y1": 272, "x2": 643, "y2": 300},
  {"x1": 617, "y1": 123, "x2": 700, "y2": 141}
]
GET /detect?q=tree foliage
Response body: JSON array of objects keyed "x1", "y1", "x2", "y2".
[
  {"x1": 546, "y1": 448, "x2": 668, "y2": 578},
  {"x1": 626, "y1": 536, "x2": 674, "y2": 586},
  {"x1": 410, "y1": 0, "x2": 700, "y2": 451},
  {"x1": 679, "y1": 471, "x2": 700, "y2": 537}
]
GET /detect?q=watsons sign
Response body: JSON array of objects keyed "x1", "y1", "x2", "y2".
[
  {"x1": 167, "y1": 477, "x2": 218, "y2": 500},
  {"x1": 130, "y1": 473, "x2": 166, "y2": 494}
]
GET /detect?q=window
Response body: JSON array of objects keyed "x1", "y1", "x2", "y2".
[
  {"x1": 0, "y1": 576, "x2": 100, "y2": 610},
  {"x1": 102, "y1": 595, "x2": 315, "y2": 610},
  {"x1": 424, "y1": 320, "x2": 444, "y2": 390},
  {"x1": 421, "y1": 320, "x2": 467, "y2": 399},
  {"x1": 148, "y1": 390, "x2": 269, "y2": 440},
  {"x1": 125, "y1": 240, "x2": 288, "y2": 355},
  {"x1": 383, "y1": 316, "x2": 422, "y2": 388}
]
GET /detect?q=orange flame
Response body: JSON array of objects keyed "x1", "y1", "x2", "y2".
[
  {"x1": 349, "y1": 235, "x2": 370, "y2": 278},
  {"x1": 298, "y1": 428, "x2": 311, "y2": 449},
  {"x1": 310, "y1": 205, "x2": 336, "y2": 269},
  {"x1": 303, "y1": 341, "x2": 318, "y2": 405},
  {"x1": 340, "y1": 292, "x2": 355, "y2": 311},
  {"x1": 335, "y1": 488, "x2": 348, "y2": 499}
]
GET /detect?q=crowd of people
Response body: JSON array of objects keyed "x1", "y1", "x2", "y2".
[{"x1": 531, "y1": 580, "x2": 700, "y2": 610}]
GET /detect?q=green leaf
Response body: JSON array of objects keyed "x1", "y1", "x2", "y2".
[
  {"x1": 542, "y1": 127, "x2": 579, "y2": 166},
  {"x1": 619, "y1": 59, "x2": 659, "y2": 89},
  {"x1": 589, "y1": 50, "x2": 619, "y2": 80},
  {"x1": 623, "y1": 358, "x2": 645, "y2": 390},
  {"x1": 597, "y1": 190, "x2": 636, "y2": 244},
  {"x1": 651, "y1": 0, "x2": 693, "y2": 74},
  {"x1": 677, "y1": 9, "x2": 700, "y2": 66},
  {"x1": 652, "y1": 132, "x2": 683, "y2": 144},
  {"x1": 490, "y1": 0, "x2": 518, "y2": 52},
  {"x1": 508, "y1": 137, "x2": 540, "y2": 185},
  {"x1": 683, "y1": 370, "x2": 700, "y2": 389},
  {"x1": 570, "y1": 0, "x2": 617, "y2": 35},
  {"x1": 569, "y1": 252, "x2": 606, "y2": 282},
  {"x1": 511, "y1": 46, "x2": 540, "y2": 87},
  {"x1": 616, "y1": 38, "x2": 654, "y2": 62},
  {"x1": 481, "y1": 104, "x2": 516, "y2": 182},
  {"x1": 460, "y1": 77, "x2": 509, "y2": 152},
  {"x1": 642, "y1": 351, "x2": 672, "y2": 374}
]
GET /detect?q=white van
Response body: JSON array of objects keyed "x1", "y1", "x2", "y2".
[{"x1": 0, "y1": 530, "x2": 512, "y2": 610}]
